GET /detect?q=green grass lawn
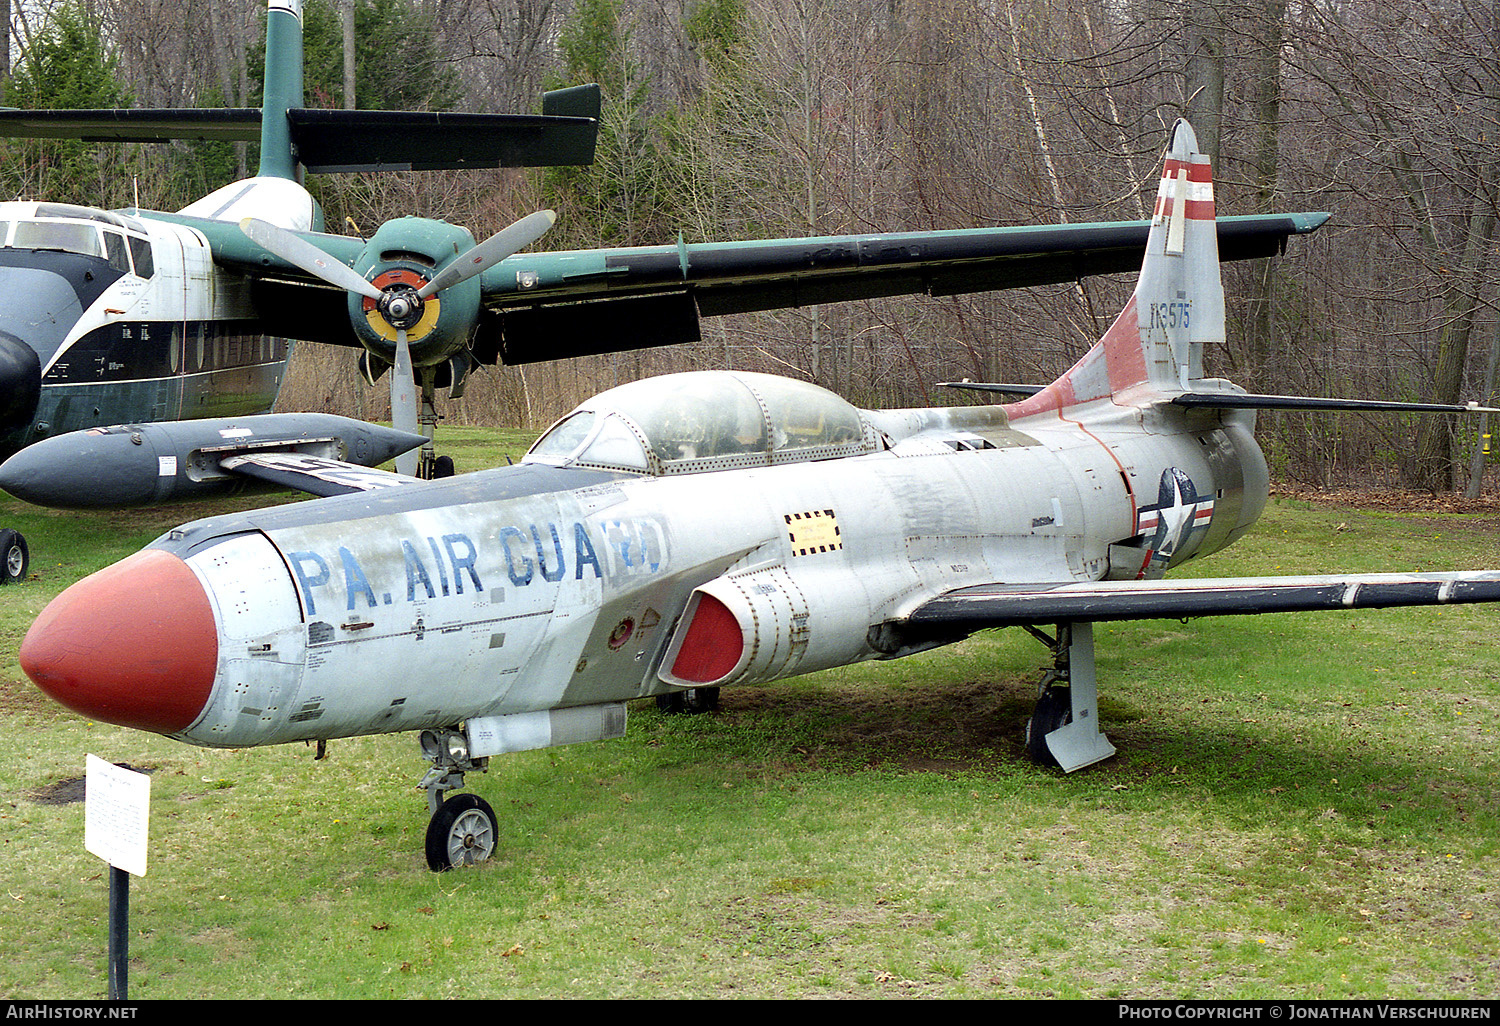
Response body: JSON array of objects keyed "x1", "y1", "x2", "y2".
[{"x1": 1, "y1": 441, "x2": 1498, "y2": 999}]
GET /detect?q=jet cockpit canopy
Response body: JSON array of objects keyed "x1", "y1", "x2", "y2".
[{"x1": 524, "y1": 370, "x2": 879, "y2": 476}]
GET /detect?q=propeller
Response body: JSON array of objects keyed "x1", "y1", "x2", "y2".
[
  {"x1": 241, "y1": 210, "x2": 555, "y2": 476},
  {"x1": 415, "y1": 210, "x2": 555, "y2": 298},
  {"x1": 240, "y1": 218, "x2": 385, "y2": 301}
]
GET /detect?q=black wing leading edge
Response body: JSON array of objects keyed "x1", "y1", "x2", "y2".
[{"x1": 895, "y1": 571, "x2": 1500, "y2": 643}]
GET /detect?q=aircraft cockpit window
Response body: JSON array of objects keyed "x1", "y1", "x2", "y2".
[
  {"x1": 11, "y1": 221, "x2": 103, "y2": 258},
  {"x1": 575, "y1": 414, "x2": 650, "y2": 472},
  {"x1": 103, "y1": 231, "x2": 131, "y2": 274},
  {"x1": 528, "y1": 411, "x2": 597, "y2": 460},
  {"x1": 762, "y1": 385, "x2": 865, "y2": 453},
  {"x1": 634, "y1": 381, "x2": 767, "y2": 464},
  {"x1": 127, "y1": 236, "x2": 154, "y2": 278},
  {"x1": 525, "y1": 371, "x2": 877, "y2": 476}
]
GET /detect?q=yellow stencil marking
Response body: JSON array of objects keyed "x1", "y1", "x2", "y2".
[{"x1": 785, "y1": 509, "x2": 841, "y2": 557}]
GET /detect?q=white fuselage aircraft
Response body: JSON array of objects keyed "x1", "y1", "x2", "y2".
[{"x1": 23, "y1": 120, "x2": 1500, "y2": 871}]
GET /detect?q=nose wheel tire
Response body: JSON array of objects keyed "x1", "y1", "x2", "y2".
[
  {"x1": 425, "y1": 793, "x2": 497, "y2": 871},
  {"x1": 0, "y1": 529, "x2": 29, "y2": 584}
]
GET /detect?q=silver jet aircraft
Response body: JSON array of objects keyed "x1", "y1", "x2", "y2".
[{"x1": 21, "y1": 122, "x2": 1500, "y2": 870}]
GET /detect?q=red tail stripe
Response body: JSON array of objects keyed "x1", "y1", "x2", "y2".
[
  {"x1": 1152, "y1": 197, "x2": 1216, "y2": 221},
  {"x1": 1161, "y1": 159, "x2": 1212, "y2": 183}
]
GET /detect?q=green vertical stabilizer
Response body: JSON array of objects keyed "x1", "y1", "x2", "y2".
[{"x1": 257, "y1": 0, "x2": 305, "y2": 180}]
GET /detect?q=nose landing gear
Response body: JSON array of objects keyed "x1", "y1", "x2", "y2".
[
  {"x1": 417, "y1": 727, "x2": 497, "y2": 871},
  {"x1": 0, "y1": 528, "x2": 28, "y2": 583}
]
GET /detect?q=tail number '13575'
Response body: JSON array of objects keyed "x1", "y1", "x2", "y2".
[{"x1": 1148, "y1": 300, "x2": 1191, "y2": 330}]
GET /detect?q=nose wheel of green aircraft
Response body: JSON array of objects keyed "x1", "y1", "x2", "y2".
[{"x1": 0, "y1": 528, "x2": 29, "y2": 583}]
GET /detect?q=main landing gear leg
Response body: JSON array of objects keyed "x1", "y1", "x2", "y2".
[
  {"x1": 417, "y1": 727, "x2": 497, "y2": 871},
  {"x1": 1022, "y1": 621, "x2": 1116, "y2": 772},
  {"x1": 416, "y1": 376, "x2": 443, "y2": 480}
]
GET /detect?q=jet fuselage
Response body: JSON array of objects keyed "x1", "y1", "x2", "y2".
[{"x1": 22, "y1": 386, "x2": 1264, "y2": 751}]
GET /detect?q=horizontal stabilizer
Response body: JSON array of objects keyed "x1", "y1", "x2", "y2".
[
  {"x1": 219, "y1": 452, "x2": 416, "y2": 498},
  {"x1": 938, "y1": 386, "x2": 1500, "y2": 415},
  {"x1": 0, "y1": 84, "x2": 600, "y2": 172},
  {"x1": 285, "y1": 106, "x2": 598, "y2": 172},
  {"x1": 900, "y1": 571, "x2": 1500, "y2": 634},
  {"x1": 1172, "y1": 392, "x2": 1500, "y2": 415},
  {"x1": 940, "y1": 381, "x2": 1044, "y2": 397},
  {"x1": 0, "y1": 107, "x2": 261, "y2": 142}
]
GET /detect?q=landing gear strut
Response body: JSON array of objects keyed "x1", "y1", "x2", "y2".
[
  {"x1": 1022, "y1": 622, "x2": 1116, "y2": 772},
  {"x1": 415, "y1": 376, "x2": 452, "y2": 481},
  {"x1": 417, "y1": 727, "x2": 496, "y2": 871}
]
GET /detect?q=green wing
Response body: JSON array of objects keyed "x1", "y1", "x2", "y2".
[{"x1": 156, "y1": 209, "x2": 1329, "y2": 362}]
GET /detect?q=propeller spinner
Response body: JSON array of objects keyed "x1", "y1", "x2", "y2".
[{"x1": 241, "y1": 210, "x2": 555, "y2": 476}]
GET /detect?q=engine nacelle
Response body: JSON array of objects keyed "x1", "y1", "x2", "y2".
[{"x1": 659, "y1": 564, "x2": 877, "y2": 690}]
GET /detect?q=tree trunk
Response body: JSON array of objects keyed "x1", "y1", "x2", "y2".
[
  {"x1": 1181, "y1": 0, "x2": 1225, "y2": 165},
  {"x1": 1406, "y1": 187, "x2": 1498, "y2": 491},
  {"x1": 1246, "y1": 0, "x2": 1288, "y2": 387},
  {"x1": 343, "y1": 0, "x2": 357, "y2": 110}
]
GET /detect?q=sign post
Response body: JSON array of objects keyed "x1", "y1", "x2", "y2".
[{"x1": 84, "y1": 756, "x2": 150, "y2": 1000}]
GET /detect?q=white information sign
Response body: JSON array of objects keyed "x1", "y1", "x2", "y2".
[{"x1": 84, "y1": 755, "x2": 150, "y2": 877}]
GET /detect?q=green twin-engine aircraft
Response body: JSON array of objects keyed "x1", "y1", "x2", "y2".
[
  {"x1": 0, "y1": 0, "x2": 1327, "y2": 584},
  {"x1": 20, "y1": 111, "x2": 1500, "y2": 871}
]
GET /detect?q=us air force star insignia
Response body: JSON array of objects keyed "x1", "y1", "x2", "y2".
[{"x1": 1133, "y1": 468, "x2": 1214, "y2": 573}]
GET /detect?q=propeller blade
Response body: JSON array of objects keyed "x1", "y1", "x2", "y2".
[
  {"x1": 391, "y1": 328, "x2": 419, "y2": 476},
  {"x1": 240, "y1": 218, "x2": 384, "y2": 301},
  {"x1": 416, "y1": 210, "x2": 556, "y2": 299}
]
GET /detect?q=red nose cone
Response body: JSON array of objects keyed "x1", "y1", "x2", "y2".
[{"x1": 21, "y1": 549, "x2": 218, "y2": 734}]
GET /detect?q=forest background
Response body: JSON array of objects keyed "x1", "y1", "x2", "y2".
[{"x1": 0, "y1": 0, "x2": 1494, "y2": 493}]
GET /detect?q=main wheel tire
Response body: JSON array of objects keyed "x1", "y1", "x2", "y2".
[
  {"x1": 656, "y1": 687, "x2": 720, "y2": 714},
  {"x1": 683, "y1": 687, "x2": 720, "y2": 713},
  {"x1": 1025, "y1": 686, "x2": 1072, "y2": 768},
  {"x1": 425, "y1": 793, "x2": 497, "y2": 871},
  {"x1": 0, "y1": 529, "x2": 28, "y2": 584}
]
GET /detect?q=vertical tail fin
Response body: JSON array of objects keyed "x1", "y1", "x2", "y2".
[
  {"x1": 1006, "y1": 120, "x2": 1226, "y2": 419},
  {"x1": 256, "y1": 0, "x2": 306, "y2": 181}
]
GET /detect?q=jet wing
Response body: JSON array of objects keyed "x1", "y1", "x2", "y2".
[
  {"x1": 218, "y1": 452, "x2": 415, "y2": 498},
  {"x1": 895, "y1": 571, "x2": 1500, "y2": 638}
]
